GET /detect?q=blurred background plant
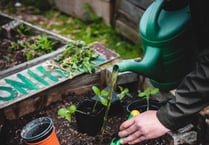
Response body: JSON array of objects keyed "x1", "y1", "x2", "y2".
[{"x1": 0, "y1": 0, "x2": 143, "y2": 59}]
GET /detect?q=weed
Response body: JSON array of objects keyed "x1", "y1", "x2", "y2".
[
  {"x1": 9, "y1": 35, "x2": 58, "y2": 60},
  {"x1": 16, "y1": 23, "x2": 31, "y2": 35},
  {"x1": 48, "y1": 40, "x2": 98, "y2": 78}
]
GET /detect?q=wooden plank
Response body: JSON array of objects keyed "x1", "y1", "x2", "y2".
[
  {"x1": 115, "y1": 20, "x2": 141, "y2": 42},
  {"x1": 114, "y1": 0, "x2": 153, "y2": 42},
  {"x1": 1, "y1": 71, "x2": 103, "y2": 122},
  {"x1": 116, "y1": 0, "x2": 146, "y2": 25},
  {"x1": 127, "y1": 0, "x2": 153, "y2": 10},
  {"x1": 54, "y1": 0, "x2": 113, "y2": 25}
]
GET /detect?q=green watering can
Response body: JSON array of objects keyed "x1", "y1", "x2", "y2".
[{"x1": 114, "y1": 0, "x2": 197, "y2": 91}]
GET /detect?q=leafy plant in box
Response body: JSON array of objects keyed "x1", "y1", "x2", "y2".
[
  {"x1": 9, "y1": 35, "x2": 58, "y2": 60},
  {"x1": 16, "y1": 23, "x2": 31, "y2": 35},
  {"x1": 49, "y1": 40, "x2": 98, "y2": 78}
]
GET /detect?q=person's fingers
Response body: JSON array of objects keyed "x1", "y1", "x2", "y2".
[
  {"x1": 118, "y1": 123, "x2": 137, "y2": 137},
  {"x1": 119, "y1": 118, "x2": 135, "y2": 130},
  {"x1": 120, "y1": 131, "x2": 142, "y2": 144}
]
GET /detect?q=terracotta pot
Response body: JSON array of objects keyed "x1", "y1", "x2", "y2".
[
  {"x1": 126, "y1": 99, "x2": 161, "y2": 113},
  {"x1": 75, "y1": 99, "x2": 105, "y2": 136},
  {"x1": 21, "y1": 117, "x2": 60, "y2": 145}
]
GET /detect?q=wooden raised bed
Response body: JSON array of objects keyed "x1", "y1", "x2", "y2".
[{"x1": 0, "y1": 12, "x2": 68, "y2": 79}]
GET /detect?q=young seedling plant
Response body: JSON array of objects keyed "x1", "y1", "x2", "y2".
[
  {"x1": 57, "y1": 84, "x2": 132, "y2": 144},
  {"x1": 57, "y1": 85, "x2": 108, "y2": 122},
  {"x1": 92, "y1": 85, "x2": 132, "y2": 145},
  {"x1": 117, "y1": 86, "x2": 132, "y2": 101},
  {"x1": 138, "y1": 86, "x2": 159, "y2": 111}
]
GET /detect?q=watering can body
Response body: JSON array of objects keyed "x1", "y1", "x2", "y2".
[{"x1": 115, "y1": 0, "x2": 197, "y2": 91}]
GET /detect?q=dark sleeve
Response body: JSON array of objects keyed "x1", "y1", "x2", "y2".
[
  {"x1": 157, "y1": 55, "x2": 209, "y2": 130},
  {"x1": 189, "y1": 0, "x2": 209, "y2": 56}
]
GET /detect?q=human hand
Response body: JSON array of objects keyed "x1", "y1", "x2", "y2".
[{"x1": 118, "y1": 110, "x2": 170, "y2": 144}]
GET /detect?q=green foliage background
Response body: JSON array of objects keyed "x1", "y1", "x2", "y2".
[{"x1": 1, "y1": 0, "x2": 143, "y2": 59}]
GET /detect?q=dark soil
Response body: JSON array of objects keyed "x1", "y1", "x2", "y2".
[
  {"x1": 0, "y1": 27, "x2": 62, "y2": 71},
  {"x1": 1, "y1": 93, "x2": 169, "y2": 145}
]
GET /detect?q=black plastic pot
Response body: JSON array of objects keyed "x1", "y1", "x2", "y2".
[
  {"x1": 75, "y1": 99, "x2": 105, "y2": 136},
  {"x1": 126, "y1": 99, "x2": 161, "y2": 113},
  {"x1": 92, "y1": 86, "x2": 124, "y2": 116},
  {"x1": 20, "y1": 117, "x2": 60, "y2": 145}
]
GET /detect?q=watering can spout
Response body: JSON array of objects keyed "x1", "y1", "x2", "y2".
[{"x1": 114, "y1": 46, "x2": 161, "y2": 81}]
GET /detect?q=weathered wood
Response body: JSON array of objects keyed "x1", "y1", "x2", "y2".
[
  {"x1": 1, "y1": 71, "x2": 103, "y2": 122},
  {"x1": 114, "y1": 0, "x2": 152, "y2": 42},
  {"x1": 115, "y1": 19, "x2": 141, "y2": 42},
  {"x1": 106, "y1": 66, "x2": 139, "y2": 86},
  {"x1": 0, "y1": 12, "x2": 13, "y2": 26},
  {"x1": 53, "y1": 0, "x2": 114, "y2": 25}
]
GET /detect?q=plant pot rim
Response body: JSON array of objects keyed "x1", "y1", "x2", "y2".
[
  {"x1": 126, "y1": 99, "x2": 161, "y2": 113},
  {"x1": 21, "y1": 117, "x2": 53, "y2": 142},
  {"x1": 76, "y1": 98, "x2": 105, "y2": 116}
]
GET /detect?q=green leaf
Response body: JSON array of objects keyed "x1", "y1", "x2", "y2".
[
  {"x1": 26, "y1": 51, "x2": 33, "y2": 60},
  {"x1": 118, "y1": 86, "x2": 123, "y2": 92},
  {"x1": 138, "y1": 92, "x2": 146, "y2": 97},
  {"x1": 151, "y1": 88, "x2": 159, "y2": 95},
  {"x1": 68, "y1": 105, "x2": 77, "y2": 113},
  {"x1": 99, "y1": 96, "x2": 107, "y2": 106},
  {"x1": 58, "y1": 108, "x2": 69, "y2": 116},
  {"x1": 101, "y1": 89, "x2": 108, "y2": 96},
  {"x1": 65, "y1": 113, "x2": 72, "y2": 122},
  {"x1": 92, "y1": 86, "x2": 100, "y2": 96},
  {"x1": 126, "y1": 92, "x2": 133, "y2": 98}
]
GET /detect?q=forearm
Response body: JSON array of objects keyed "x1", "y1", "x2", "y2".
[{"x1": 157, "y1": 55, "x2": 209, "y2": 130}]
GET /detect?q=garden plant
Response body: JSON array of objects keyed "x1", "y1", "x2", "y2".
[
  {"x1": 58, "y1": 83, "x2": 132, "y2": 143},
  {"x1": 138, "y1": 86, "x2": 159, "y2": 110},
  {"x1": 47, "y1": 40, "x2": 98, "y2": 78}
]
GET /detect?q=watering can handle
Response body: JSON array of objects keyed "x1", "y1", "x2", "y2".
[{"x1": 147, "y1": 0, "x2": 165, "y2": 37}]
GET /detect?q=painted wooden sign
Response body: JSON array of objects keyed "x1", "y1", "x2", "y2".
[{"x1": 0, "y1": 42, "x2": 119, "y2": 109}]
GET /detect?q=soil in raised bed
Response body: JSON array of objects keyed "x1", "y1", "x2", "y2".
[
  {"x1": 1, "y1": 92, "x2": 169, "y2": 145},
  {"x1": 0, "y1": 23, "x2": 63, "y2": 72}
]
